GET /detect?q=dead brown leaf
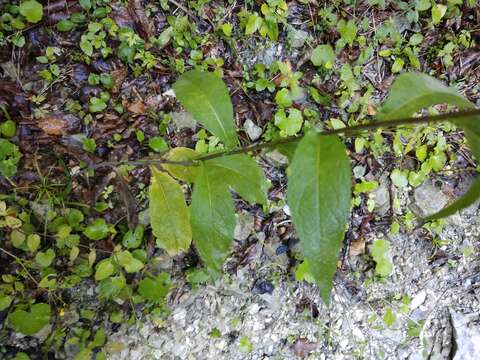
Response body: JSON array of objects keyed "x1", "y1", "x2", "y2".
[
  {"x1": 349, "y1": 236, "x2": 366, "y2": 256},
  {"x1": 37, "y1": 113, "x2": 81, "y2": 136},
  {"x1": 127, "y1": 100, "x2": 145, "y2": 114}
]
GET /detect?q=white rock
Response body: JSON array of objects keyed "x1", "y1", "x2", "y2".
[{"x1": 410, "y1": 290, "x2": 427, "y2": 310}]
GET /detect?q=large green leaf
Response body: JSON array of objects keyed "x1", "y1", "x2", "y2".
[
  {"x1": 149, "y1": 167, "x2": 192, "y2": 255},
  {"x1": 287, "y1": 132, "x2": 351, "y2": 303},
  {"x1": 173, "y1": 70, "x2": 238, "y2": 149},
  {"x1": 377, "y1": 72, "x2": 473, "y2": 120},
  {"x1": 8, "y1": 303, "x2": 51, "y2": 336},
  {"x1": 205, "y1": 154, "x2": 269, "y2": 206},
  {"x1": 190, "y1": 163, "x2": 236, "y2": 273},
  {"x1": 379, "y1": 72, "x2": 480, "y2": 220}
]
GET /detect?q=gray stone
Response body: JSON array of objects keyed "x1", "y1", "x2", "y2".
[
  {"x1": 243, "y1": 119, "x2": 263, "y2": 141},
  {"x1": 264, "y1": 150, "x2": 289, "y2": 167},
  {"x1": 171, "y1": 111, "x2": 197, "y2": 131},
  {"x1": 413, "y1": 181, "x2": 449, "y2": 217},
  {"x1": 289, "y1": 29, "x2": 309, "y2": 49},
  {"x1": 372, "y1": 177, "x2": 391, "y2": 217},
  {"x1": 234, "y1": 212, "x2": 255, "y2": 241},
  {"x1": 451, "y1": 310, "x2": 480, "y2": 360},
  {"x1": 257, "y1": 44, "x2": 283, "y2": 67}
]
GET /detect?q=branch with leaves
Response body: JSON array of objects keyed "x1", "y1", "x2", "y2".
[{"x1": 135, "y1": 71, "x2": 479, "y2": 303}]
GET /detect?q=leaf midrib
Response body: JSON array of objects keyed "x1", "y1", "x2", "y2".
[{"x1": 187, "y1": 79, "x2": 229, "y2": 144}]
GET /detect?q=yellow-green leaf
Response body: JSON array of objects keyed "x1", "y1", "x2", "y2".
[
  {"x1": 149, "y1": 167, "x2": 192, "y2": 255},
  {"x1": 287, "y1": 132, "x2": 351, "y2": 303},
  {"x1": 162, "y1": 147, "x2": 200, "y2": 183}
]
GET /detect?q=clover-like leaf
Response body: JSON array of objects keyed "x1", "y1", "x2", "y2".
[
  {"x1": 19, "y1": 0, "x2": 43, "y2": 23},
  {"x1": 8, "y1": 303, "x2": 51, "y2": 336}
]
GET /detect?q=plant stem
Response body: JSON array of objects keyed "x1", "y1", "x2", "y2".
[
  {"x1": 0, "y1": 246, "x2": 39, "y2": 285},
  {"x1": 89, "y1": 108, "x2": 480, "y2": 169}
]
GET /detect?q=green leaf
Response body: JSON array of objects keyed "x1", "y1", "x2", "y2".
[
  {"x1": 116, "y1": 250, "x2": 144, "y2": 273},
  {"x1": 148, "y1": 137, "x2": 168, "y2": 152},
  {"x1": 13, "y1": 352, "x2": 30, "y2": 360},
  {"x1": 337, "y1": 19, "x2": 357, "y2": 46},
  {"x1": 149, "y1": 167, "x2": 192, "y2": 255},
  {"x1": 239, "y1": 336, "x2": 253, "y2": 353},
  {"x1": 27, "y1": 234, "x2": 40, "y2": 252},
  {"x1": 0, "y1": 120, "x2": 17, "y2": 138},
  {"x1": 190, "y1": 163, "x2": 236, "y2": 273},
  {"x1": 370, "y1": 239, "x2": 393, "y2": 277},
  {"x1": 57, "y1": 19, "x2": 75, "y2": 32},
  {"x1": 84, "y1": 219, "x2": 109, "y2": 240},
  {"x1": 311, "y1": 44, "x2": 336, "y2": 69},
  {"x1": 89, "y1": 97, "x2": 107, "y2": 113},
  {"x1": 391, "y1": 57, "x2": 404, "y2": 73},
  {"x1": 8, "y1": 303, "x2": 51, "y2": 336},
  {"x1": 204, "y1": 154, "x2": 269, "y2": 206},
  {"x1": 79, "y1": 0, "x2": 92, "y2": 11},
  {"x1": 162, "y1": 147, "x2": 200, "y2": 183},
  {"x1": 138, "y1": 273, "x2": 171, "y2": 302},
  {"x1": 378, "y1": 72, "x2": 473, "y2": 120},
  {"x1": 80, "y1": 37, "x2": 93, "y2": 56},
  {"x1": 35, "y1": 249, "x2": 55, "y2": 268},
  {"x1": 384, "y1": 308, "x2": 396, "y2": 328},
  {"x1": 122, "y1": 225, "x2": 144, "y2": 249},
  {"x1": 0, "y1": 295, "x2": 13, "y2": 311},
  {"x1": 274, "y1": 109, "x2": 303, "y2": 137},
  {"x1": 431, "y1": 4, "x2": 447, "y2": 24},
  {"x1": 19, "y1": 0, "x2": 43, "y2": 23},
  {"x1": 173, "y1": 70, "x2": 238, "y2": 149},
  {"x1": 275, "y1": 88, "x2": 292, "y2": 108},
  {"x1": 95, "y1": 259, "x2": 115, "y2": 281},
  {"x1": 287, "y1": 132, "x2": 351, "y2": 303}
]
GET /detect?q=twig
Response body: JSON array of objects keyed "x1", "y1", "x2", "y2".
[{"x1": 84, "y1": 108, "x2": 480, "y2": 170}]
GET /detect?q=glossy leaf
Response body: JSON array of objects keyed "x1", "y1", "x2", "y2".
[
  {"x1": 149, "y1": 167, "x2": 192, "y2": 255},
  {"x1": 287, "y1": 132, "x2": 351, "y2": 303},
  {"x1": 205, "y1": 154, "x2": 269, "y2": 206},
  {"x1": 173, "y1": 70, "x2": 238, "y2": 149},
  {"x1": 378, "y1": 72, "x2": 473, "y2": 120},
  {"x1": 190, "y1": 163, "x2": 236, "y2": 273},
  {"x1": 162, "y1": 147, "x2": 200, "y2": 183}
]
